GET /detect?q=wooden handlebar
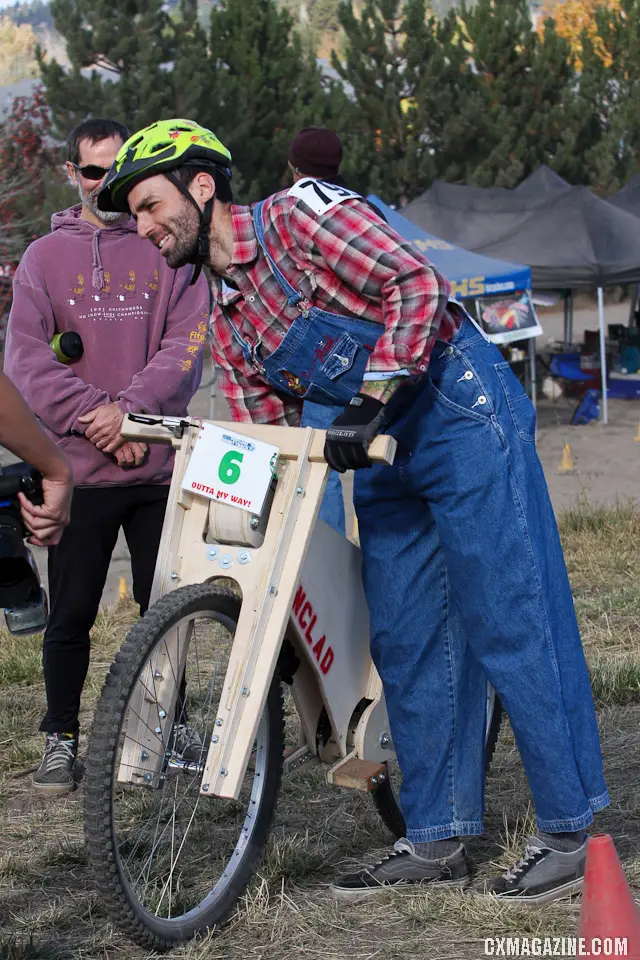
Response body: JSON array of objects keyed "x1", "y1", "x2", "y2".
[{"x1": 121, "y1": 414, "x2": 396, "y2": 466}]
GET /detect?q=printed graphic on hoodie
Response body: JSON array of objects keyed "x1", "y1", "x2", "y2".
[
  {"x1": 119, "y1": 269, "x2": 136, "y2": 300},
  {"x1": 89, "y1": 271, "x2": 111, "y2": 302},
  {"x1": 70, "y1": 270, "x2": 116, "y2": 304},
  {"x1": 144, "y1": 269, "x2": 159, "y2": 300},
  {"x1": 68, "y1": 272, "x2": 86, "y2": 304},
  {"x1": 179, "y1": 316, "x2": 209, "y2": 373}
]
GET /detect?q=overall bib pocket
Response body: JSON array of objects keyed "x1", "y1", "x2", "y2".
[
  {"x1": 268, "y1": 315, "x2": 379, "y2": 405},
  {"x1": 242, "y1": 199, "x2": 383, "y2": 407},
  {"x1": 322, "y1": 333, "x2": 359, "y2": 379}
]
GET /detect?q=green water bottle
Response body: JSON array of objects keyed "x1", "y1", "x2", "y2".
[{"x1": 50, "y1": 332, "x2": 84, "y2": 364}]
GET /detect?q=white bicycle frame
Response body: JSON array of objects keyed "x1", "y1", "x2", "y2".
[{"x1": 117, "y1": 414, "x2": 398, "y2": 801}]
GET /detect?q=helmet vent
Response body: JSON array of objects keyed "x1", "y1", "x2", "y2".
[{"x1": 150, "y1": 140, "x2": 174, "y2": 153}]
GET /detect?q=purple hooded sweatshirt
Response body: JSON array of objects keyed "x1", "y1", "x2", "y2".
[{"x1": 5, "y1": 205, "x2": 209, "y2": 487}]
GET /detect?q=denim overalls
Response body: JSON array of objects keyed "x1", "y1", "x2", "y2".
[
  {"x1": 224, "y1": 201, "x2": 383, "y2": 407},
  {"x1": 223, "y1": 200, "x2": 609, "y2": 841},
  {"x1": 222, "y1": 200, "x2": 386, "y2": 533}
]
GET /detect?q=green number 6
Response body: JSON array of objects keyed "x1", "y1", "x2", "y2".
[{"x1": 218, "y1": 450, "x2": 243, "y2": 484}]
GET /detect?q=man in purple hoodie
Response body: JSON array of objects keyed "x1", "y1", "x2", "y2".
[{"x1": 4, "y1": 118, "x2": 210, "y2": 795}]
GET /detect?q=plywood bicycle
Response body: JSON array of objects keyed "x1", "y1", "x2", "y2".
[{"x1": 84, "y1": 414, "x2": 501, "y2": 950}]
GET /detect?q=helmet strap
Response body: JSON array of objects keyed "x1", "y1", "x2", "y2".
[
  {"x1": 164, "y1": 173, "x2": 213, "y2": 284},
  {"x1": 192, "y1": 198, "x2": 213, "y2": 285}
]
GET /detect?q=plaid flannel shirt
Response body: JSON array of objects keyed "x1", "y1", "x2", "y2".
[{"x1": 210, "y1": 187, "x2": 459, "y2": 425}]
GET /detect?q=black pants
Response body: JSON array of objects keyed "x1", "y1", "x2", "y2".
[{"x1": 40, "y1": 485, "x2": 169, "y2": 734}]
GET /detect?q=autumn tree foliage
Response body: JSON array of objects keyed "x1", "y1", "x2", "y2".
[
  {"x1": 0, "y1": 87, "x2": 73, "y2": 316},
  {"x1": 539, "y1": 0, "x2": 621, "y2": 67},
  {"x1": 0, "y1": 15, "x2": 38, "y2": 85},
  {"x1": 0, "y1": 85, "x2": 52, "y2": 239}
]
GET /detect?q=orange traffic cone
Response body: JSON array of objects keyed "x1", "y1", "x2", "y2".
[{"x1": 579, "y1": 835, "x2": 640, "y2": 957}]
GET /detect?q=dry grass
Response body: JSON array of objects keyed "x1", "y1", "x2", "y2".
[
  {"x1": 0, "y1": 503, "x2": 639, "y2": 960},
  {"x1": 559, "y1": 501, "x2": 640, "y2": 704}
]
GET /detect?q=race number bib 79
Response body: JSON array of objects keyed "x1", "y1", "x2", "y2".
[{"x1": 288, "y1": 178, "x2": 361, "y2": 217}]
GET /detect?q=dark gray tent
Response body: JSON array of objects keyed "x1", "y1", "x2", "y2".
[
  {"x1": 402, "y1": 173, "x2": 640, "y2": 423},
  {"x1": 607, "y1": 177, "x2": 640, "y2": 326},
  {"x1": 608, "y1": 175, "x2": 640, "y2": 217},
  {"x1": 402, "y1": 180, "x2": 640, "y2": 289},
  {"x1": 411, "y1": 166, "x2": 570, "y2": 210},
  {"x1": 514, "y1": 165, "x2": 572, "y2": 198}
]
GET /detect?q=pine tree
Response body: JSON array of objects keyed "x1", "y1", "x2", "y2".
[
  {"x1": 331, "y1": 0, "x2": 489, "y2": 205},
  {"x1": 461, "y1": 0, "x2": 580, "y2": 187},
  {"x1": 550, "y1": 25, "x2": 603, "y2": 187},
  {"x1": 36, "y1": 0, "x2": 189, "y2": 135},
  {"x1": 171, "y1": 0, "x2": 214, "y2": 121},
  {"x1": 579, "y1": 0, "x2": 640, "y2": 192},
  {"x1": 205, "y1": 0, "x2": 339, "y2": 199},
  {"x1": 36, "y1": 0, "x2": 338, "y2": 199},
  {"x1": 283, "y1": 0, "x2": 343, "y2": 55}
]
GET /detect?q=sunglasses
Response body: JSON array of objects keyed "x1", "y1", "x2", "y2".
[{"x1": 72, "y1": 163, "x2": 111, "y2": 181}]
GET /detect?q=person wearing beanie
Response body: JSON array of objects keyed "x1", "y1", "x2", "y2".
[{"x1": 288, "y1": 126, "x2": 345, "y2": 186}]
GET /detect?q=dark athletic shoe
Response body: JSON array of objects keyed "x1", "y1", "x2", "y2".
[
  {"x1": 32, "y1": 733, "x2": 78, "y2": 796},
  {"x1": 330, "y1": 838, "x2": 470, "y2": 902},
  {"x1": 479, "y1": 836, "x2": 586, "y2": 904}
]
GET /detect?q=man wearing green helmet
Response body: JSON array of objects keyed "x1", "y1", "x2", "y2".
[
  {"x1": 100, "y1": 119, "x2": 233, "y2": 281},
  {"x1": 99, "y1": 119, "x2": 608, "y2": 905}
]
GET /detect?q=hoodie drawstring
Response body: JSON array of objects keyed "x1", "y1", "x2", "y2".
[{"x1": 92, "y1": 231, "x2": 104, "y2": 290}]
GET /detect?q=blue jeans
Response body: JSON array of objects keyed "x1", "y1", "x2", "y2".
[
  {"x1": 301, "y1": 401, "x2": 346, "y2": 536},
  {"x1": 354, "y1": 320, "x2": 609, "y2": 841}
]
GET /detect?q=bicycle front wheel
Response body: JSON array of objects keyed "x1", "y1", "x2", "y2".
[{"x1": 84, "y1": 584, "x2": 284, "y2": 951}]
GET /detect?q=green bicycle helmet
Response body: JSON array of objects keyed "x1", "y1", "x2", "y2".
[{"x1": 98, "y1": 119, "x2": 232, "y2": 282}]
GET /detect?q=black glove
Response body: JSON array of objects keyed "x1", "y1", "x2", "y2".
[{"x1": 324, "y1": 395, "x2": 386, "y2": 473}]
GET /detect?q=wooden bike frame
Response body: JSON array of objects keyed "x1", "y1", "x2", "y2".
[{"x1": 116, "y1": 414, "x2": 397, "y2": 801}]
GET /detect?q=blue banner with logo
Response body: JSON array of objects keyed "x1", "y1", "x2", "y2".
[{"x1": 367, "y1": 195, "x2": 531, "y2": 300}]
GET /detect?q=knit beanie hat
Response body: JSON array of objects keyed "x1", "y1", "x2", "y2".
[{"x1": 288, "y1": 127, "x2": 343, "y2": 179}]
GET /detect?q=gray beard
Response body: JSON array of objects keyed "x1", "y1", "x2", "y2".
[{"x1": 77, "y1": 182, "x2": 122, "y2": 224}]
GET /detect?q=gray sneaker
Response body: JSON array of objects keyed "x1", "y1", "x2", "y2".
[
  {"x1": 170, "y1": 723, "x2": 204, "y2": 764},
  {"x1": 480, "y1": 836, "x2": 586, "y2": 904},
  {"x1": 33, "y1": 733, "x2": 78, "y2": 796},
  {"x1": 330, "y1": 839, "x2": 470, "y2": 902}
]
